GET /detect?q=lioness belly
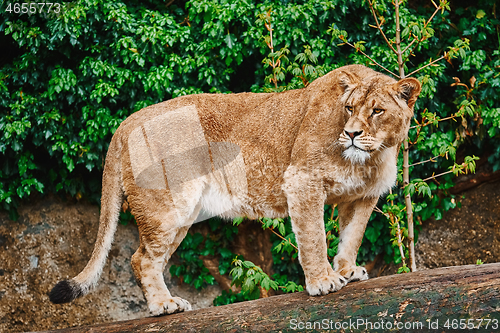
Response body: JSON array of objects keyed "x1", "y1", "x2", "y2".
[{"x1": 198, "y1": 180, "x2": 288, "y2": 221}]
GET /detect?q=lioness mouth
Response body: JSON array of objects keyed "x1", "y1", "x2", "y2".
[{"x1": 346, "y1": 145, "x2": 371, "y2": 153}]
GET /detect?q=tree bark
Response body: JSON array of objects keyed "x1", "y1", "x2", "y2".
[
  {"x1": 450, "y1": 170, "x2": 500, "y2": 194},
  {"x1": 42, "y1": 263, "x2": 500, "y2": 333}
]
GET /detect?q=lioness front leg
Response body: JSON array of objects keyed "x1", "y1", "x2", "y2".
[
  {"x1": 286, "y1": 180, "x2": 347, "y2": 296},
  {"x1": 334, "y1": 196, "x2": 378, "y2": 283}
]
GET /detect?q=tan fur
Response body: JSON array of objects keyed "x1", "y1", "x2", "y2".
[{"x1": 53, "y1": 65, "x2": 421, "y2": 315}]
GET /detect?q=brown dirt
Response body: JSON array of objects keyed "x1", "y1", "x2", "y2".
[
  {"x1": 415, "y1": 178, "x2": 500, "y2": 269},
  {"x1": 369, "y1": 178, "x2": 500, "y2": 277},
  {"x1": 1, "y1": 177, "x2": 499, "y2": 332}
]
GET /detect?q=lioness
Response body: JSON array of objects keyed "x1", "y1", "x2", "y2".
[{"x1": 50, "y1": 64, "x2": 420, "y2": 316}]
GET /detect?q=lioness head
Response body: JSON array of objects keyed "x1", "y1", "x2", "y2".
[{"x1": 337, "y1": 72, "x2": 421, "y2": 164}]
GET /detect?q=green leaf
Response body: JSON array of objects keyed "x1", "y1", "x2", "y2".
[
  {"x1": 274, "y1": 242, "x2": 283, "y2": 253},
  {"x1": 397, "y1": 265, "x2": 410, "y2": 274},
  {"x1": 230, "y1": 266, "x2": 244, "y2": 280},
  {"x1": 242, "y1": 277, "x2": 256, "y2": 293},
  {"x1": 242, "y1": 261, "x2": 255, "y2": 268},
  {"x1": 224, "y1": 33, "x2": 236, "y2": 49},
  {"x1": 365, "y1": 226, "x2": 381, "y2": 244},
  {"x1": 233, "y1": 216, "x2": 245, "y2": 226},
  {"x1": 278, "y1": 222, "x2": 286, "y2": 236},
  {"x1": 219, "y1": 248, "x2": 233, "y2": 258}
]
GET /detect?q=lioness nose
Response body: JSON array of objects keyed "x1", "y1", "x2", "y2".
[{"x1": 345, "y1": 130, "x2": 363, "y2": 139}]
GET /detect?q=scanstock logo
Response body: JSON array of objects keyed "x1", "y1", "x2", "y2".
[{"x1": 127, "y1": 105, "x2": 248, "y2": 225}]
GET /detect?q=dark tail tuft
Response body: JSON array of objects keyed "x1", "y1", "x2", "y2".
[{"x1": 49, "y1": 280, "x2": 83, "y2": 304}]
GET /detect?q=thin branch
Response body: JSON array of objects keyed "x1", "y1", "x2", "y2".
[
  {"x1": 406, "y1": 55, "x2": 446, "y2": 77},
  {"x1": 373, "y1": 202, "x2": 406, "y2": 264},
  {"x1": 395, "y1": 0, "x2": 416, "y2": 273},
  {"x1": 402, "y1": 4, "x2": 442, "y2": 60},
  {"x1": 439, "y1": 115, "x2": 458, "y2": 122},
  {"x1": 401, "y1": 37, "x2": 418, "y2": 56},
  {"x1": 330, "y1": 204, "x2": 335, "y2": 221},
  {"x1": 391, "y1": 214, "x2": 406, "y2": 262},
  {"x1": 422, "y1": 158, "x2": 478, "y2": 183},
  {"x1": 421, "y1": 169, "x2": 456, "y2": 183},
  {"x1": 326, "y1": 204, "x2": 339, "y2": 258},
  {"x1": 269, "y1": 21, "x2": 277, "y2": 89},
  {"x1": 261, "y1": 220, "x2": 299, "y2": 252},
  {"x1": 394, "y1": 2, "x2": 405, "y2": 78},
  {"x1": 409, "y1": 114, "x2": 457, "y2": 129},
  {"x1": 263, "y1": 10, "x2": 279, "y2": 89},
  {"x1": 367, "y1": 0, "x2": 398, "y2": 55},
  {"x1": 408, "y1": 156, "x2": 439, "y2": 167},
  {"x1": 373, "y1": 206, "x2": 386, "y2": 215},
  {"x1": 343, "y1": 40, "x2": 400, "y2": 78}
]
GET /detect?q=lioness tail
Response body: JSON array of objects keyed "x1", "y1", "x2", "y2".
[{"x1": 50, "y1": 135, "x2": 123, "y2": 304}]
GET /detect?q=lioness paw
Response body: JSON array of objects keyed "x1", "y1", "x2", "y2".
[
  {"x1": 306, "y1": 271, "x2": 347, "y2": 296},
  {"x1": 339, "y1": 266, "x2": 369, "y2": 283},
  {"x1": 149, "y1": 296, "x2": 192, "y2": 316}
]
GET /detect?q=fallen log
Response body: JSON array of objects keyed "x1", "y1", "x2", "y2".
[
  {"x1": 449, "y1": 170, "x2": 500, "y2": 194},
  {"x1": 42, "y1": 263, "x2": 500, "y2": 333}
]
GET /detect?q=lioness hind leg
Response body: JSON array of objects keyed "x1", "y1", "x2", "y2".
[
  {"x1": 132, "y1": 226, "x2": 192, "y2": 316},
  {"x1": 334, "y1": 197, "x2": 378, "y2": 283},
  {"x1": 336, "y1": 262, "x2": 368, "y2": 283},
  {"x1": 131, "y1": 222, "x2": 192, "y2": 316}
]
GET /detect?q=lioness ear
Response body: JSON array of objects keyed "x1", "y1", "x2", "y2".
[
  {"x1": 395, "y1": 77, "x2": 421, "y2": 109},
  {"x1": 339, "y1": 71, "x2": 361, "y2": 93}
]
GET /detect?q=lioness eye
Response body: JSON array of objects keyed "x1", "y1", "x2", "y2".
[
  {"x1": 345, "y1": 106, "x2": 353, "y2": 113},
  {"x1": 373, "y1": 108, "x2": 384, "y2": 115}
]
